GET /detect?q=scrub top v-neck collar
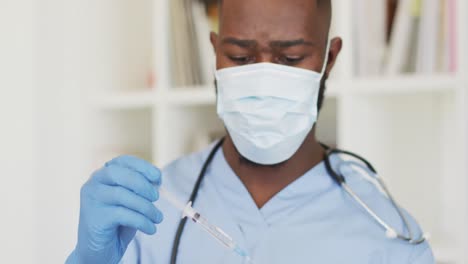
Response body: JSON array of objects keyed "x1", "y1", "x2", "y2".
[{"x1": 208, "y1": 146, "x2": 336, "y2": 249}]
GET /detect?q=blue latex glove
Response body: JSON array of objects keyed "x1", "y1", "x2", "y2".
[{"x1": 66, "y1": 155, "x2": 163, "y2": 264}]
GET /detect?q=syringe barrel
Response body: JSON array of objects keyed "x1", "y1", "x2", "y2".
[
  {"x1": 158, "y1": 186, "x2": 252, "y2": 262},
  {"x1": 192, "y1": 213, "x2": 236, "y2": 249}
]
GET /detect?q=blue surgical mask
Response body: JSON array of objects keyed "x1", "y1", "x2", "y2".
[{"x1": 215, "y1": 44, "x2": 330, "y2": 165}]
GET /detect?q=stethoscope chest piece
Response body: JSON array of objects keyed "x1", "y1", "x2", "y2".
[{"x1": 322, "y1": 146, "x2": 427, "y2": 245}]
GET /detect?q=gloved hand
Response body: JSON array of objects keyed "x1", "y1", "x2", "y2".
[{"x1": 66, "y1": 155, "x2": 163, "y2": 264}]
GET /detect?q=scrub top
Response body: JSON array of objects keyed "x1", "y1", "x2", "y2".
[{"x1": 121, "y1": 142, "x2": 434, "y2": 264}]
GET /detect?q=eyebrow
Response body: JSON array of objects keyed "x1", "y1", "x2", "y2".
[
  {"x1": 269, "y1": 39, "x2": 316, "y2": 48},
  {"x1": 222, "y1": 37, "x2": 257, "y2": 48},
  {"x1": 222, "y1": 37, "x2": 316, "y2": 49}
]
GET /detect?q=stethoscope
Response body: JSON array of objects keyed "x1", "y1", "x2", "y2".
[{"x1": 170, "y1": 138, "x2": 427, "y2": 264}]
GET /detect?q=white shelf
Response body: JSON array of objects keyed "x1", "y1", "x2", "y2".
[
  {"x1": 330, "y1": 74, "x2": 457, "y2": 96},
  {"x1": 91, "y1": 90, "x2": 156, "y2": 110},
  {"x1": 91, "y1": 88, "x2": 216, "y2": 110},
  {"x1": 92, "y1": 74, "x2": 458, "y2": 110},
  {"x1": 167, "y1": 85, "x2": 216, "y2": 105}
]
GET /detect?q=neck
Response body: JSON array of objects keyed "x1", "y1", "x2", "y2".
[{"x1": 222, "y1": 129, "x2": 326, "y2": 208}]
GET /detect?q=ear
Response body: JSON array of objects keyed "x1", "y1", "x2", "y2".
[
  {"x1": 210, "y1": 32, "x2": 219, "y2": 55},
  {"x1": 325, "y1": 37, "x2": 343, "y2": 76}
]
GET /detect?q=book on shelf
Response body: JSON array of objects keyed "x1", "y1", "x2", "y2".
[
  {"x1": 169, "y1": 0, "x2": 216, "y2": 88},
  {"x1": 357, "y1": 0, "x2": 459, "y2": 76},
  {"x1": 353, "y1": 0, "x2": 387, "y2": 76},
  {"x1": 168, "y1": 0, "x2": 458, "y2": 82}
]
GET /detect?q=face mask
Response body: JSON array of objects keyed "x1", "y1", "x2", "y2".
[{"x1": 215, "y1": 44, "x2": 330, "y2": 165}]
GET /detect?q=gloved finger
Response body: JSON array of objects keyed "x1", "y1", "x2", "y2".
[
  {"x1": 109, "y1": 206, "x2": 157, "y2": 235},
  {"x1": 119, "y1": 226, "x2": 138, "y2": 251},
  {"x1": 97, "y1": 185, "x2": 163, "y2": 224},
  {"x1": 106, "y1": 155, "x2": 162, "y2": 186},
  {"x1": 95, "y1": 165, "x2": 158, "y2": 202}
]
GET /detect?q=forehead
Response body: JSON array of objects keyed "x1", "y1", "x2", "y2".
[{"x1": 219, "y1": 0, "x2": 327, "y2": 42}]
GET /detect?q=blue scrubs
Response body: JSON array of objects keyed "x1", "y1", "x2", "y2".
[{"x1": 121, "y1": 142, "x2": 434, "y2": 263}]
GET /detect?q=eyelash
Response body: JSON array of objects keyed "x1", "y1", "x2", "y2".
[
  {"x1": 228, "y1": 56, "x2": 253, "y2": 64},
  {"x1": 279, "y1": 56, "x2": 305, "y2": 65}
]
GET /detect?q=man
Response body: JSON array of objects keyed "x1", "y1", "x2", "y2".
[{"x1": 66, "y1": 0, "x2": 434, "y2": 263}]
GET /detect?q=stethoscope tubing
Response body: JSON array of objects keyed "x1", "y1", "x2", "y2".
[{"x1": 169, "y1": 139, "x2": 426, "y2": 264}]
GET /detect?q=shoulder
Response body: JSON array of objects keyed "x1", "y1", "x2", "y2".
[
  {"x1": 338, "y1": 159, "x2": 424, "y2": 236},
  {"x1": 338, "y1": 160, "x2": 434, "y2": 262}
]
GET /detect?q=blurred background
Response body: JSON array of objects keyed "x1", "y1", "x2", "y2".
[{"x1": 1, "y1": 0, "x2": 467, "y2": 263}]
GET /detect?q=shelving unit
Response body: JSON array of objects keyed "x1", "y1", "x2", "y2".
[
  {"x1": 83, "y1": 0, "x2": 468, "y2": 263},
  {"x1": 92, "y1": 74, "x2": 457, "y2": 110}
]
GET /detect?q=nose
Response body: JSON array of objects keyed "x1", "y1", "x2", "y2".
[{"x1": 255, "y1": 51, "x2": 275, "y2": 64}]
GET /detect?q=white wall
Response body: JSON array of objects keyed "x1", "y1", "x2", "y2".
[
  {"x1": 0, "y1": 1, "x2": 90, "y2": 263},
  {"x1": 34, "y1": 0, "x2": 91, "y2": 262},
  {"x1": 0, "y1": 0, "x2": 36, "y2": 262}
]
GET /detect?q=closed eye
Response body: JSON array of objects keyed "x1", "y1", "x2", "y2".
[
  {"x1": 228, "y1": 56, "x2": 253, "y2": 65},
  {"x1": 279, "y1": 56, "x2": 305, "y2": 65}
]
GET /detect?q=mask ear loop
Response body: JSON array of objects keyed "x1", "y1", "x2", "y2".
[
  {"x1": 213, "y1": 63, "x2": 221, "y2": 112},
  {"x1": 212, "y1": 62, "x2": 218, "y2": 81},
  {"x1": 319, "y1": 40, "x2": 331, "y2": 78}
]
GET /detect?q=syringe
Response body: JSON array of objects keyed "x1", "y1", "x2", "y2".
[{"x1": 159, "y1": 187, "x2": 255, "y2": 264}]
